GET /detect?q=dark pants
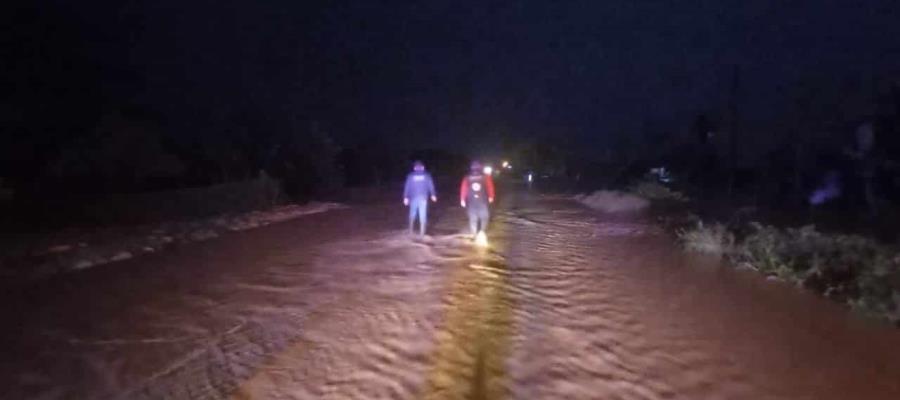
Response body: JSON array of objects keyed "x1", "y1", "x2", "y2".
[{"x1": 466, "y1": 200, "x2": 490, "y2": 235}]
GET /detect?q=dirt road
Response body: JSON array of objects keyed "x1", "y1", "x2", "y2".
[{"x1": 2, "y1": 185, "x2": 899, "y2": 399}]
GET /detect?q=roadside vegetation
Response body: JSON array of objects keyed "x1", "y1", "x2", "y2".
[
  {"x1": 679, "y1": 221, "x2": 900, "y2": 326},
  {"x1": 570, "y1": 167, "x2": 900, "y2": 326}
]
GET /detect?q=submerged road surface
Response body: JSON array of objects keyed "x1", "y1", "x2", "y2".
[{"x1": 2, "y1": 186, "x2": 899, "y2": 399}]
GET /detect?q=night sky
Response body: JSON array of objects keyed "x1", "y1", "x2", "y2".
[{"x1": 4, "y1": 0, "x2": 900, "y2": 160}]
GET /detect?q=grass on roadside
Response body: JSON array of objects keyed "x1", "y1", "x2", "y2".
[
  {"x1": 677, "y1": 221, "x2": 734, "y2": 256},
  {"x1": 679, "y1": 221, "x2": 900, "y2": 326}
]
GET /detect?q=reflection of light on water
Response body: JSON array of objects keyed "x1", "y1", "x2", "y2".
[
  {"x1": 468, "y1": 263, "x2": 501, "y2": 279},
  {"x1": 475, "y1": 231, "x2": 489, "y2": 247}
]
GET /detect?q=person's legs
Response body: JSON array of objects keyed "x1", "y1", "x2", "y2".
[
  {"x1": 469, "y1": 202, "x2": 489, "y2": 234},
  {"x1": 408, "y1": 199, "x2": 418, "y2": 234},
  {"x1": 417, "y1": 198, "x2": 428, "y2": 235},
  {"x1": 478, "y1": 204, "x2": 490, "y2": 232},
  {"x1": 467, "y1": 207, "x2": 478, "y2": 236}
]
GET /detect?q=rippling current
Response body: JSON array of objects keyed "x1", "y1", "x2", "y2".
[{"x1": 1, "y1": 189, "x2": 899, "y2": 399}]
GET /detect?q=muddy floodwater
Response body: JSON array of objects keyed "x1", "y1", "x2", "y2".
[{"x1": 1, "y1": 187, "x2": 898, "y2": 399}]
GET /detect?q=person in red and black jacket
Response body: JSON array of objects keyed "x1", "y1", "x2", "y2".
[{"x1": 459, "y1": 161, "x2": 495, "y2": 237}]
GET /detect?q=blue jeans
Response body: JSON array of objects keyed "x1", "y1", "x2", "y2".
[
  {"x1": 408, "y1": 197, "x2": 429, "y2": 235},
  {"x1": 466, "y1": 201, "x2": 489, "y2": 235}
]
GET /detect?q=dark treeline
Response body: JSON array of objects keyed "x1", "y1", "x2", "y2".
[
  {"x1": 3, "y1": 1, "x2": 900, "y2": 231},
  {"x1": 0, "y1": 1, "x2": 429, "y2": 203},
  {"x1": 567, "y1": 75, "x2": 900, "y2": 229}
]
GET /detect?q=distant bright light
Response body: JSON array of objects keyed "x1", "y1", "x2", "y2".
[
  {"x1": 483, "y1": 166, "x2": 493, "y2": 175},
  {"x1": 527, "y1": 173, "x2": 533, "y2": 182},
  {"x1": 475, "y1": 231, "x2": 489, "y2": 247},
  {"x1": 502, "y1": 161, "x2": 509, "y2": 168}
]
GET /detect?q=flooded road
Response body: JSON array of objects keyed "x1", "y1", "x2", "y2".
[{"x1": 1, "y1": 186, "x2": 899, "y2": 399}]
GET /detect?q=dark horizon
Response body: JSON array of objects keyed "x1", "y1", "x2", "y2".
[
  {"x1": 2, "y1": 0, "x2": 900, "y2": 198},
  {"x1": 6, "y1": 2, "x2": 900, "y2": 140}
]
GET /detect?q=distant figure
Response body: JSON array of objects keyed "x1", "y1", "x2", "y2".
[
  {"x1": 809, "y1": 171, "x2": 842, "y2": 206},
  {"x1": 460, "y1": 161, "x2": 495, "y2": 238},
  {"x1": 403, "y1": 161, "x2": 437, "y2": 235}
]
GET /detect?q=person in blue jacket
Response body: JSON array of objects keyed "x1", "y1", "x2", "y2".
[{"x1": 403, "y1": 160, "x2": 437, "y2": 235}]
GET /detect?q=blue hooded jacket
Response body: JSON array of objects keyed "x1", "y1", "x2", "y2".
[{"x1": 403, "y1": 171, "x2": 436, "y2": 200}]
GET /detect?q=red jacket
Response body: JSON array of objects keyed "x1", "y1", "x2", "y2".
[{"x1": 460, "y1": 173, "x2": 495, "y2": 204}]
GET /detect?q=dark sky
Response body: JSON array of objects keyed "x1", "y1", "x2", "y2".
[{"x1": 5, "y1": 0, "x2": 900, "y2": 157}]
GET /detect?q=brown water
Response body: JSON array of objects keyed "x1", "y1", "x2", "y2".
[{"x1": 1, "y1": 187, "x2": 898, "y2": 399}]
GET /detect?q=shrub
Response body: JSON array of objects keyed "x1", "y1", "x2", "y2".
[
  {"x1": 736, "y1": 223, "x2": 796, "y2": 280},
  {"x1": 681, "y1": 220, "x2": 900, "y2": 326},
  {"x1": 677, "y1": 222, "x2": 734, "y2": 256}
]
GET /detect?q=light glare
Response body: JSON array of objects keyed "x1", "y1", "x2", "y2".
[{"x1": 475, "y1": 231, "x2": 489, "y2": 247}]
